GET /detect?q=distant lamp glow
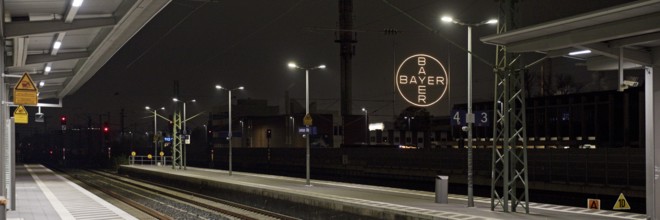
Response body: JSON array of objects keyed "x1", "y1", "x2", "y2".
[
  {"x1": 361, "y1": 107, "x2": 366, "y2": 112},
  {"x1": 172, "y1": 97, "x2": 179, "y2": 102},
  {"x1": 72, "y1": 0, "x2": 84, "y2": 7},
  {"x1": 441, "y1": 16, "x2": 453, "y2": 23},
  {"x1": 215, "y1": 85, "x2": 222, "y2": 89},
  {"x1": 568, "y1": 50, "x2": 591, "y2": 56},
  {"x1": 288, "y1": 62, "x2": 297, "y2": 68},
  {"x1": 145, "y1": 106, "x2": 151, "y2": 110},
  {"x1": 486, "y1": 19, "x2": 498, "y2": 24},
  {"x1": 318, "y1": 65, "x2": 326, "y2": 69},
  {"x1": 191, "y1": 99, "x2": 196, "y2": 103},
  {"x1": 160, "y1": 107, "x2": 165, "y2": 110},
  {"x1": 53, "y1": 41, "x2": 62, "y2": 49},
  {"x1": 237, "y1": 86, "x2": 245, "y2": 90}
]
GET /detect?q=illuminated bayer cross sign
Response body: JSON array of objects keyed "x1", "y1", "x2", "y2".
[{"x1": 396, "y1": 54, "x2": 449, "y2": 107}]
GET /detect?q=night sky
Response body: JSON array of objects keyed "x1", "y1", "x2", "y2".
[{"x1": 43, "y1": 0, "x2": 632, "y2": 132}]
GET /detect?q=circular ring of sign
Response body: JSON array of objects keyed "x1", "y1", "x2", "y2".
[{"x1": 395, "y1": 54, "x2": 449, "y2": 107}]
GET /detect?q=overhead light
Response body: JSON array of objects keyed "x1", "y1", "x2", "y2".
[
  {"x1": 45, "y1": 65, "x2": 51, "y2": 73},
  {"x1": 53, "y1": 41, "x2": 62, "y2": 49},
  {"x1": 318, "y1": 65, "x2": 326, "y2": 69},
  {"x1": 441, "y1": 16, "x2": 453, "y2": 23},
  {"x1": 568, "y1": 50, "x2": 591, "y2": 56},
  {"x1": 72, "y1": 0, "x2": 84, "y2": 7},
  {"x1": 172, "y1": 97, "x2": 179, "y2": 102},
  {"x1": 288, "y1": 62, "x2": 297, "y2": 68},
  {"x1": 486, "y1": 19, "x2": 498, "y2": 24},
  {"x1": 215, "y1": 85, "x2": 222, "y2": 89},
  {"x1": 145, "y1": 106, "x2": 151, "y2": 110},
  {"x1": 237, "y1": 86, "x2": 245, "y2": 90},
  {"x1": 39, "y1": 81, "x2": 45, "y2": 88}
]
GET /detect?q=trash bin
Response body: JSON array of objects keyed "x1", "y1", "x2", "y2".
[{"x1": 435, "y1": 175, "x2": 449, "y2": 203}]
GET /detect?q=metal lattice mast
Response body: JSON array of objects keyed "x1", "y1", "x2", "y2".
[
  {"x1": 172, "y1": 112, "x2": 183, "y2": 169},
  {"x1": 491, "y1": 0, "x2": 528, "y2": 213}
]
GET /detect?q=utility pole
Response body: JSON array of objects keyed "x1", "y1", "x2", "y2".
[{"x1": 491, "y1": 0, "x2": 529, "y2": 213}]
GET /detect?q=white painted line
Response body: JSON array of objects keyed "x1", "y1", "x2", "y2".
[
  {"x1": 25, "y1": 165, "x2": 75, "y2": 220},
  {"x1": 53, "y1": 167, "x2": 138, "y2": 220}
]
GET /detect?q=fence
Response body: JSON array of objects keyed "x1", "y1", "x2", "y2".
[{"x1": 128, "y1": 155, "x2": 172, "y2": 166}]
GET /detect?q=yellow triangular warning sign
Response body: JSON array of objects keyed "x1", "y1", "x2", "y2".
[
  {"x1": 13, "y1": 105, "x2": 28, "y2": 124},
  {"x1": 613, "y1": 193, "x2": 631, "y2": 210},
  {"x1": 14, "y1": 72, "x2": 37, "y2": 91},
  {"x1": 14, "y1": 105, "x2": 28, "y2": 115}
]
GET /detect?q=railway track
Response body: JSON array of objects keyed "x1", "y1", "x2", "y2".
[{"x1": 65, "y1": 169, "x2": 299, "y2": 220}]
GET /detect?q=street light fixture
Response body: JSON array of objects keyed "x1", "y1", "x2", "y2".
[
  {"x1": 288, "y1": 62, "x2": 326, "y2": 186},
  {"x1": 172, "y1": 98, "x2": 196, "y2": 170},
  {"x1": 215, "y1": 85, "x2": 245, "y2": 176},
  {"x1": 145, "y1": 105, "x2": 165, "y2": 165},
  {"x1": 442, "y1": 15, "x2": 497, "y2": 208}
]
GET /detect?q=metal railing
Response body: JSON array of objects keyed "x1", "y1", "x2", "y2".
[{"x1": 128, "y1": 155, "x2": 172, "y2": 166}]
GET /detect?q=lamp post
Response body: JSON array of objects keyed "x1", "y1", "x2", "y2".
[
  {"x1": 289, "y1": 116, "x2": 295, "y2": 146},
  {"x1": 288, "y1": 62, "x2": 326, "y2": 186},
  {"x1": 145, "y1": 106, "x2": 165, "y2": 165},
  {"x1": 215, "y1": 85, "x2": 244, "y2": 176},
  {"x1": 362, "y1": 108, "x2": 369, "y2": 145},
  {"x1": 404, "y1": 116, "x2": 414, "y2": 130},
  {"x1": 173, "y1": 98, "x2": 195, "y2": 170},
  {"x1": 239, "y1": 120, "x2": 245, "y2": 147},
  {"x1": 442, "y1": 15, "x2": 497, "y2": 207}
]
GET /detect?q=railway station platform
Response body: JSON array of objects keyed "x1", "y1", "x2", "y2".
[
  {"x1": 121, "y1": 165, "x2": 647, "y2": 220},
  {"x1": 6, "y1": 164, "x2": 136, "y2": 220}
]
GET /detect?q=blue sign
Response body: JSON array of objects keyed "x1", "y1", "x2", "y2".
[
  {"x1": 164, "y1": 137, "x2": 172, "y2": 142},
  {"x1": 450, "y1": 110, "x2": 466, "y2": 126},
  {"x1": 298, "y1": 127, "x2": 317, "y2": 135},
  {"x1": 451, "y1": 109, "x2": 491, "y2": 127}
]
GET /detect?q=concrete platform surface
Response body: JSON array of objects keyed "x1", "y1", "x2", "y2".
[
  {"x1": 7, "y1": 164, "x2": 136, "y2": 220},
  {"x1": 122, "y1": 165, "x2": 647, "y2": 220}
]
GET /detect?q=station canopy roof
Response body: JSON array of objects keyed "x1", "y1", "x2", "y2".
[
  {"x1": 4, "y1": 0, "x2": 170, "y2": 100},
  {"x1": 481, "y1": 0, "x2": 660, "y2": 71}
]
